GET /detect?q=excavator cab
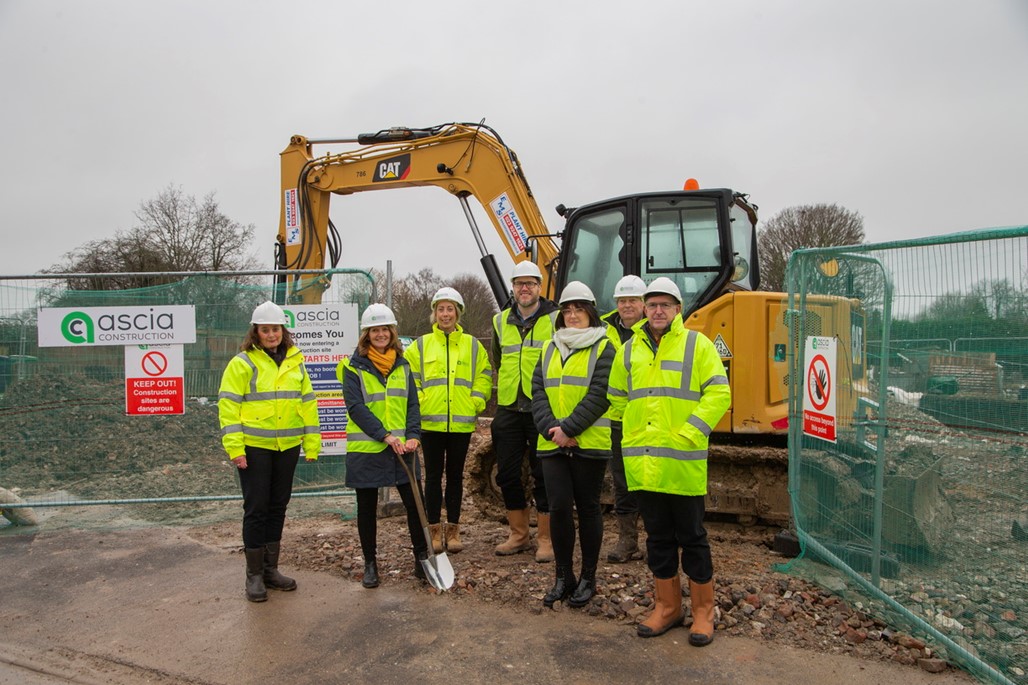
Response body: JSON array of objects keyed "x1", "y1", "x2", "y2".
[{"x1": 556, "y1": 188, "x2": 759, "y2": 313}]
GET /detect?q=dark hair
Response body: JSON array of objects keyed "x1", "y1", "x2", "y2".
[
  {"x1": 240, "y1": 324, "x2": 295, "y2": 353},
  {"x1": 555, "y1": 301, "x2": 603, "y2": 329},
  {"x1": 357, "y1": 324, "x2": 404, "y2": 356}
]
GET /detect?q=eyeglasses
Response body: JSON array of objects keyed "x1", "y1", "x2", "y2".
[
  {"x1": 513, "y1": 281, "x2": 540, "y2": 290},
  {"x1": 645, "y1": 302, "x2": 679, "y2": 311}
]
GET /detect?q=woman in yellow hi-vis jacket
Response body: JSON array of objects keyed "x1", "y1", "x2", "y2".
[
  {"x1": 531, "y1": 282, "x2": 615, "y2": 610},
  {"x1": 404, "y1": 287, "x2": 491, "y2": 553},
  {"x1": 337, "y1": 303, "x2": 425, "y2": 590},
  {"x1": 218, "y1": 301, "x2": 320, "y2": 603}
]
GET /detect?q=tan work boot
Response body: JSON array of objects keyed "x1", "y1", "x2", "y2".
[
  {"x1": 534, "y1": 512, "x2": 554, "y2": 563},
  {"x1": 637, "y1": 575, "x2": 685, "y2": 637},
  {"x1": 445, "y1": 523, "x2": 463, "y2": 553},
  {"x1": 688, "y1": 579, "x2": 716, "y2": 646},
  {"x1": 428, "y1": 524, "x2": 443, "y2": 554},
  {"x1": 607, "y1": 512, "x2": 644, "y2": 563},
  {"x1": 495, "y1": 508, "x2": 532, "y2": 555}
]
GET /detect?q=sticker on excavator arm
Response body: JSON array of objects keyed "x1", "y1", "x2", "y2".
[
  {"x1": 712, "y1": 334, "x2": 733, "y2": 358},
  {"x1": 490, "y1": 192, "x2": 528, "y2": 254},
  {"x1": 284, "y1": 188, "x2": 300, "y2": 246}
]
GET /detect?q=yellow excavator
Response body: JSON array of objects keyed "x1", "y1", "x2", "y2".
[{"x1": 277, "y1": 122, "x2": 864, "y2": 524}]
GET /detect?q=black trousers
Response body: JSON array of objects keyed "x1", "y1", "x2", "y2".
[
  {"x1": 238, "y1": 444, "x2": 301, "y2": 549},
  {"x1": 491, "y1": 407, "x2": 548, "y2": 513},
  {"x1": 607, "y1": 424, "x2": 638, "y2": 515},
  {"x1": 355, "y1": 484, "x2": 428, "y2": 561},
  {"x1": 541, "y1": 455, "x2": 607, "y2": 571},
  {"x1": 421, "y1": 431, "x2": 473, "y2": 525},
  {"x1": 636, "y1": 490, "x2": 712, "y2": 582}
]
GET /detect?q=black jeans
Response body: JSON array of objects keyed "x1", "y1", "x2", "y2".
[
  {"x1": 635, "y1": 490, "x2": 712, "y2": 582},
  {"x1": 238, "y1": 444, "x2": 301, "y2": 548},
  {"x1": 540, "y1": 455, "x2": 607, "y2": 571},
  {"x1": 421, "y1": 431, "x2": 473, "y2": 524},
  {"x1": 607, "y1": 423, "x2": 638, "y2": 515},
  {"x1": 355, "y1": 484, "x2": 428, "y2": 561},
  {"x1": 491, "y1": 407, "x2": 548, "y2": 513}
]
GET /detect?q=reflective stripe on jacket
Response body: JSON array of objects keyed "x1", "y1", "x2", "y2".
[
  {"x1": 493, "y1": 307, "x2": 556, "y2": 406},
  {"x1": 607, "y1": 315, "x2": 730, "y2": 496},
  {"x1": 533, "y1": 336, "x2": 614, "y2": 458},
  {"x1": 218, "y1": 346, "x2": 321, "y2": 459},
  {"x1": 404, "y1": 324, "x2": 492, "y2": 433},
  {"x1": 337, "y1": 354, "x2": 414, "y2": 453}
]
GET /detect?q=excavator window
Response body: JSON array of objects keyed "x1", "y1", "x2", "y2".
[
  {"x1": 561, "y1": 207, "x2": 627, "y2": 313},
  {"x1": 640, "y1": 197, "x2": 723, "y2": 313}
]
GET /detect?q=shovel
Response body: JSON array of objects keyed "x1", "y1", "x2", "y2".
[{"x1": 395, "y1": 450, "x2": 455, "y2": 591}]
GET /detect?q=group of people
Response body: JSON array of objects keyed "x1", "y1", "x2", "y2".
[{"x1": 217, "y1": 262, "x2": 731, "y2": 646}]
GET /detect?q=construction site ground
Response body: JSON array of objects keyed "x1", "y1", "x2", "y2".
[{"x1": 0, "y1": 498, "x2": 976, "y2": 685}]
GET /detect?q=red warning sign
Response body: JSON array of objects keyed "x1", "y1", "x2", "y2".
[
  {"x1": 125, "y1": 345, "x2": 184, "y2": 416},
  {"x1": 802, "y1": 338, "x2": 837, "y2": 443}
]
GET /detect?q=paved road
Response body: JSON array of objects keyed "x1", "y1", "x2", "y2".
[{"x1": 0, "y1": 525, "x2": 973, "y2": 685}]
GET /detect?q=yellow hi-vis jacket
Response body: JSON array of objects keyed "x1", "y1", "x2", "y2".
[
  {"x1": 218, "y1": 346, "x2": 321, "y2": 460},
  {"x1": 336, "y1": 354, "x2": 415, "y2": 454},
  {"x1": 492, "y1": 306, "x2": 557, "y2": 407},
  {"x1": 607, "y1": 315, "x2": 730, "y2": 496},
  {"x1": 532, "y1": 336, "x2": 615, "y2": 458},
  {"x1": 404, "y1": 324, "x2": 492, "y2": 433}
]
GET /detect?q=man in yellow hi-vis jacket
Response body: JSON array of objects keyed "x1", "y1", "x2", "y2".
[{"x1": 608, "y1": 277, "x2": 730, "y2": 645}]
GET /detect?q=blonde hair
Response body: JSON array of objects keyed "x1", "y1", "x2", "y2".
[
  {"x1": 429, "y1": 300, "x2": 463, "y2": 326},
  {"x1": 357, "y1": 324, "x2": 403, "y2": 356}
]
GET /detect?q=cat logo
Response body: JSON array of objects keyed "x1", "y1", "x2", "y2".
[
  {"x1": 372, "y1": 153, "x2": 412, "y2": 182},
  {"x1": 712, "y1": 334, "x2": 733, "y2": 358}
]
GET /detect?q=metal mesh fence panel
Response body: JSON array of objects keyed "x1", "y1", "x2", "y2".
[
  {"x1": 0, "y1": 269, "x2": 375, "y2": 528},
  {"x1": 782, "y1": 227, "x2": 1028, "y2": 684}
]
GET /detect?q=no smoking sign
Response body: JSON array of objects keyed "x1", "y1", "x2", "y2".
[{"x1": 125, "y1": 345, "x2": 184, "y2": 415}]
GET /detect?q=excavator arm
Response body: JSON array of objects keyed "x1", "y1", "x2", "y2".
[{"x1": 277, "y1": 122, "x2": 559, "y2": 304}]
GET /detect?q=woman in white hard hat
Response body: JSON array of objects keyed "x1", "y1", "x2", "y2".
[
  {"x1": 404, "y1": 287, "x2": 492, "y2": 554},
  {"x1": 336, "y1": 303, "x2": 426, "y2": 589},
  {"x1": 531, "y1": 281, "x2": 615, "y2": 609},
  {"x1": 218, "y1": 300, "x2": 321, "y2": 603}
]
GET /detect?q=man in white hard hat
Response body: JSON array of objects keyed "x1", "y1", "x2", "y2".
[
  {"x1": 608, "y1": 276, "x2": 731, "y2": 646},
  {"x1": 601, "y1": 275, "x2": 647, "y2": 564},
  {"x1": 491, "y1": 260, "x2": 559, "y2": 562}
]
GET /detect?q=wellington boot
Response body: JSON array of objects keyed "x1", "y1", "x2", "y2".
[
  {"x1": 688, "y1": 579, "x2": 716, "y2": 646},
  {"x1": 534, "y1": 513, "x2": 554, "y2": 563},
  {"x1": 445, "y1": 523, "x2": 463, "y2": 553},
  {"x1": 637, "y1": 575, "x2": 685, "y2": 637},
  {"x1": 543, "y1": 565, "x2": 577, "y2": 608},
  {"x1": 244, "y1": 547, "x2": 268, "y2": 603},
  {"x1": 429, "y1": 524, "x2": 444, "y2": 554},
  {"x1": 263, "y1": 541, "x2": 297, "y2": 591},
  {"x1": 495, "y1": 508, "x2": 532, "y2": 556},
  {"x1": 568, "y1": 568, "x2": 596, "y2": 608},
  {"x1": 607, "y1": 513, "x2": 644, "y2": 563}
]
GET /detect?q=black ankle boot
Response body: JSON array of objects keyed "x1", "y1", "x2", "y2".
[
  {"x1": 568, "y1": 568, "x2": 596, "y2": 608},
  {"x1": 543, "y1": 566, "x2": 577, "y2": 608},
  {"x1": 413, "y1": 550, "x2": 428, "y2": 580},
  {"x1": 362, "y1": 559, "x2": 379, "y2": 588}
]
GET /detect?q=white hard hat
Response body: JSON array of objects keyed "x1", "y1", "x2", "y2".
[
  {"x1": 360, "y1": 303, "x2": 398, "y2": 329},
  {"x1": 612, "y1": 275, "x2": 647, "y2": 299},
  {"x1": 644, "y1": 277, "x2": 682, "y2": 304},
  {"x1": 251, "y1": 301, "x2": 288, "y2": 325},
  {"x1": 510, "y1": 261, "x2": 543, "y2": 282},
  {"x1": 431, "y1": 286, "x2": 465, "y2": 310},
  {"x1": 558, "y1": 281, "x2": 596, "y2": 305}
]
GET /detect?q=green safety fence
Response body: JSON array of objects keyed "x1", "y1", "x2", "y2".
[
  {"x1": 0, "y1": 269, "x2": 376, "y2": 529},
  {"x1": 783, "y1": 226, "x2": 1028, "y2": 685}
]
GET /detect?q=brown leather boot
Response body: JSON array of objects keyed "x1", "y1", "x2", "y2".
[
  {"x1": 688, "y1": 579, "x2": 716, "y2": 646},
  {"x1": 607, "y1": 512, "x2": 644, "y2": 563},
  {"x1": 429, "y1": 524, "x2": 444, "y2": 554},
  {"x1": 534, "y1": 512, "x2": 554, "y2": 563},
  {"x1": 637, "y1": 575, "x2": 685, "y2": 637},
  {"x1": 445, "y1": 523, "x2": 463, "y2": 553},
  {"x1": 495, "y1": 508, "x2": 532, "y2": 555}
]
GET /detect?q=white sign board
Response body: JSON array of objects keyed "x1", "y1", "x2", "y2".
[
  {"x1": 38, "y1": 306, "x2": 196, "y2": 347},
  {"x1": 802, "y1": 335, "x2": 837, "y2": 443}
]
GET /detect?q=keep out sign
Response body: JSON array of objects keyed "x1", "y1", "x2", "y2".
[{"x1": 125, "y1": 345, "x2": 184, "y2": 415}]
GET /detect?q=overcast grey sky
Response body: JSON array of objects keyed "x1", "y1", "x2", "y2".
[{"x1": 1, "y1": 1, "x2": 1026, "y2": 284}]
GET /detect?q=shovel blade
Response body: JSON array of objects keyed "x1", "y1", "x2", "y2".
[{"x1": 421, "y1": 551, "x2": 455, "y2": 591}]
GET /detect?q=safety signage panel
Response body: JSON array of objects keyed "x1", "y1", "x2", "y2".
[
  {"x1": 285, "y1": 303, "x2": 359, "y2": 455},
  {"x1": 125, "y1": 344, "x2": 184, "y2": 415},
  {"x1": 802, "y1": 336, "x2": 837, "y2": 443}
]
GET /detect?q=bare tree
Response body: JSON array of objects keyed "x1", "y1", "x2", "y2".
[
  {"x1": 48, "y1": 185, "x2": 259, "y2": 289},
  {"x1": 757, "y1": 204, "x2": 865, "y2": 292}
]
